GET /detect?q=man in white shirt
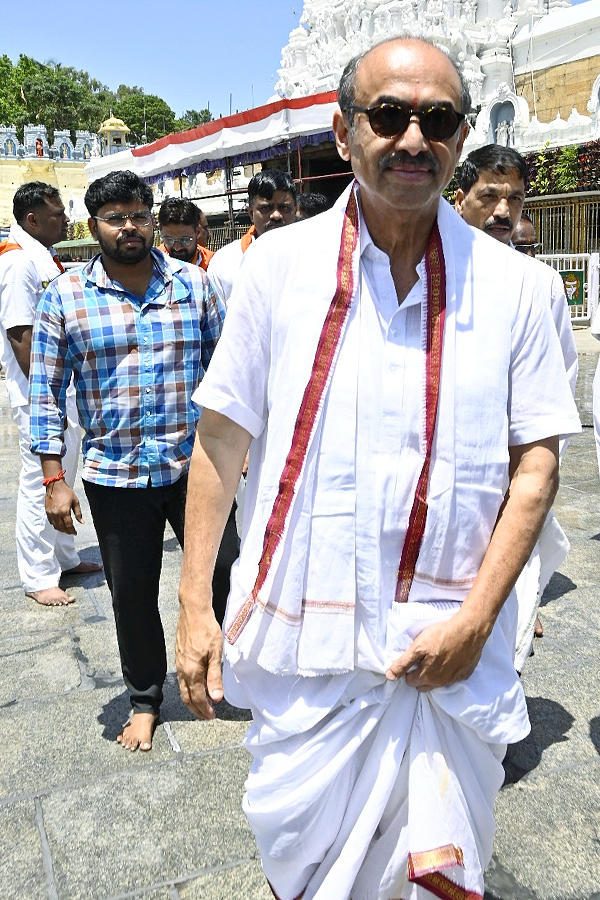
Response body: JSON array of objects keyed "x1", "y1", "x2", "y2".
[
  {"x1": 177, "y1": 38, "x2": 580, "y2": 900},
  {"x1": 207, "y1": 169, "x2": 296, "y2": 305},
  {"x1": 0, "y1": 182, "x2": 101, "y2": 606},
  {"x1": 455, "y1": 145, "x2": 577, "y2": 665}
]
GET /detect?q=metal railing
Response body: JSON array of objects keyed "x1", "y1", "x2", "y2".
[
  {"x1": 208, "y1": 224, "x2": 249, "y2": 252},
  {"x1": 525, "y1": 193, "x2": 600, "y2": 256}
]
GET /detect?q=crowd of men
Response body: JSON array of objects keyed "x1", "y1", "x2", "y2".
[{"x1": 0, "y1": 33, "x2": 582, "y2": 900}]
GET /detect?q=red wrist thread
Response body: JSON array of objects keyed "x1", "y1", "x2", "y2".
[{"x1": 43, "y1": 468, "x2": 66, "y2": 487}]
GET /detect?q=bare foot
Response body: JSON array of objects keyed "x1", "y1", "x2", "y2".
[
  {"x1": 117, "y1": 713, "x2": 158, "y2": 752},
  {"x1": 26, "y1": 587, "x2": 75, "y2": 606},
  {"x1": 62, "y1": 561, "x2": 103, "y2": 575},
  {"x1": 534, "y1": 615, "x2": 544, "y2": 638}
]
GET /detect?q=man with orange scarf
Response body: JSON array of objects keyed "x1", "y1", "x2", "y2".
[
  {"x1": 157, "y1": 198, "x2": 214, "y2": 271},
  {"x1": 207, "y1": 169, "x2": 296, "y2": 306}
]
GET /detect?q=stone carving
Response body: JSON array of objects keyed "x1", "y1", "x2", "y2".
[
  {"x1": 272, "y1": 0, "x2": 600, "y2": 157},
  {"x1": 496, "y1": 119, "x2": 509, "y2": 145}
]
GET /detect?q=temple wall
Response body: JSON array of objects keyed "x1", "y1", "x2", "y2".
[
  {"x1": 515, "y1": 54, "x2": 600, "y2": 122},
  {"x1": 0, "y1": 158, "x2": 88, "y2": 229}
]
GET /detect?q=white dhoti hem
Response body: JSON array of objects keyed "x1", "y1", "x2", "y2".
[
  {"x1": 224, "y1": 601, "x2": 529, "y2": 900},
  {"x1": 514, "y1": 511, "x2": 569, "y2": 673}
]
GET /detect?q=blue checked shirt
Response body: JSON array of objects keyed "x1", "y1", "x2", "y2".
[{"x1": 30, "y1": 248, "x2": 224, "y2": 487}]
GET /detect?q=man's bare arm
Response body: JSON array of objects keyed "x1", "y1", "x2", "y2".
[
  {"x1": 387, "y1": 436, "x2": 560, "y2": 689},
  {"x1": 176, "y1": 409, "x2": 252, "y2": 720},
  {"x1": 6, "y1": 325, "x2": 32, "y2": 377}
]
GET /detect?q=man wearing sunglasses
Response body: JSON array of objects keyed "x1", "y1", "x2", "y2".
[
  {"x1": 177, "y1": 37, "x2": 580, "y2": 900},
  {"x1": 157, "y1": 197, "x2": 214, "y2": 271},
  {"x1": 456, "y1": 145, "x2": 578, "y2": 669},
  {"x1": 513, "y1": 212, "x2": 541, "y2": 257},
  {"x1": 29, "y1": 170, "x2": 224, "y2": 754}
]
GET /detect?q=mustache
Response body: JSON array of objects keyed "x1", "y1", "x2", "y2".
[
  {"x1": 116, "y1": 233, "x2": 144, "y2": 243},
  {"x1": 378, "y1": 150, "x2": 441, "y2": 174},
  {"x1": 484, "y1": 216, "x2": 512, "y2": 231}
]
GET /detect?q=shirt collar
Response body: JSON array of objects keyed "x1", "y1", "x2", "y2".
[{"x1": 82, "y1": 247, "x2": 177, "y2": 301}]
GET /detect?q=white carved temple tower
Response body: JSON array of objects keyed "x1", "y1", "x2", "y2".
[{"x1": 274, "y1": 0, "x2": 600, "y2": 155}]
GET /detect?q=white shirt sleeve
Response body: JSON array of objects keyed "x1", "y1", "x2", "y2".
[
  {"x1": 508, "y1": 266, "x2": 581, "y2": 446},
  {"x1": 207, "y1": 240, "x2": 244, "y2": 308},
  {"x1": 0, "y1": 251, "x2": 39, "y2": 331},
  {"x1": 195, "y1": 240, "x2": 270, "y2": 438}
]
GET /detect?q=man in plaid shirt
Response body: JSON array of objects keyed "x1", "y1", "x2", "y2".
[{"x1": 30, "y1": 170, "x2": 224, "y2": 752}]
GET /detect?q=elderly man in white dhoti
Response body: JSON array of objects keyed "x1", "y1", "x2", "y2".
[{"x1": 176, "y1": 36, "x2": 580, "y2": 900}]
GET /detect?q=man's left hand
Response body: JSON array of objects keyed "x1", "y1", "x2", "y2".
[
  {"x1": 385, "y1": 607, "x2": 488, "y2": 690},
  {"x1": 45, "y1": 479, "x2": 83, "y2": 534}
]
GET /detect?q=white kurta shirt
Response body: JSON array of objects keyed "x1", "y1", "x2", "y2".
[
  {"x1": 207, "y1": 236, "x2": 252, "y2": 306},
  {"x1": 195, "y1": 186, "x2": 581, "y2": 677},
  {"x1": 0, "y1": 223, "x2": 62, "y2": 408}
]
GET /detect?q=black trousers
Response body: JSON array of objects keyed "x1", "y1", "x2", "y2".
[
  {"x1": 84, "y1": 477, "x2": 239, "y2": 715},
  {"x1": 84, "y1": 477, "x2": 187, "y2": 715}
]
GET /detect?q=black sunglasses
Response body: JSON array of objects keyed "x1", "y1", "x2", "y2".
[
  {"x1": 345, "y1": 102, "x2": 466, "y2": 142},
  {"x1": 514, "y1": 242, "x2": 541, "y2": 255}
]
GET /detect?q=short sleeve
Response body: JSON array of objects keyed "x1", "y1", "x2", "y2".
[
  {"x1": 508, "y1": 267, "x2": 580, "y2": 446},
  {"x1": 194, "y1": 240, "x2": 271, "y2": 439},
  {"x1": 0, "y1": 252, "x2": 39, "y2": 330}
]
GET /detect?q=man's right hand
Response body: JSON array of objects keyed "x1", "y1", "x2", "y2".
[
  {"x1": 45, "y1": 479, "x2": 83, "y2": 534},
  {"x1": 176, "y1": 597, "x2": 224, "y2": 720}
]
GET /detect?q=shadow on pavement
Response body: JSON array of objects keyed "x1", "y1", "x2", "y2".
[
  {"x1": 589, "y1": 715, "x2": 600, "y2": 756},
  {"x1": 539, "y1": 571, "x2": 577, "y2": 608},
  {"x1": 97, "y1": 675, "x2": 251, "y2": 742},
  {"x1": 502, "y1": 697, "x2": 574, "y2": 785}
]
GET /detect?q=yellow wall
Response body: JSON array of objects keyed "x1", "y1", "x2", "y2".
[
  {"x1": 0, "y1": 157, "x2": 88, "y2": 229},
  {"x1": 515, "y1": 55, "x2": 600, "y2": 123}
]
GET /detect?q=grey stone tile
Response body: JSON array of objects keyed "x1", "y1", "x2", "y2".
[
  {"x1": 41, "y1": 751, "x2": 252, "y2": 900},
  {"x1": 0, "y1": 687, "x2": 180, "y2": 801},
  {"x1": 492, "y1": 763, "x2": 600, "y2": 899},
  {"x1": 0, "y1": 628, "x2": 81, "y2": 704},
  {"x1": 0, "y1": 799, "x2": 47, "y2": 900},
  {"x1": 179, "y1": 860, "x2": 271, "y2": 900}
]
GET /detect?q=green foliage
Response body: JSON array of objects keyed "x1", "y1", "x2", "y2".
[
  {"x1": 0, "y1": 54, "x2": 195, "y2": 146},
  {"x1": 174, "y1": 109, "x2": 213, "y2": 132},
  {"x1": 553, "y1": 145, "x2": 579, "y2": 193},
  {"x1": 529, "y1": 143, "x2": 551, "y2": 196},
  {"x1": 113, "y1": 93, "x2": 176, "y2": 144}
]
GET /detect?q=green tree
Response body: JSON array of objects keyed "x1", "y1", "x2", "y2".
[
  {"x1": 4, "y1": 55, "x2": 117, "y2": 142},
  {"x1": 0, "y1": 54, "x2": 196, "y2": 146},
  {"x1": 0, "y1": 55, "x2": 21, "y2": 125},
  {"x1": 174, "y1": 109, "x2": 213, "y2": 131},
  {"x1": 114, "y1": 91, "x2": 176, "y2": 144}
]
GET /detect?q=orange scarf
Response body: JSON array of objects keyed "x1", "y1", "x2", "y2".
[
  {"x1": 158, "y1": 242, "x2": 215, "y2": 271},
  {"x1": 0, "y1": 240, "x2": 22, "y2": 256},
  {"x1": 240, "y1": 225, "x2": 256, "y2": 253},
  {"x1": 0, "y1": 239, "x2": 64, "y2": 273}
]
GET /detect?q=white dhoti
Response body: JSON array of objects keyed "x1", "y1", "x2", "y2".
[
  {"x1": 13, "y1": 400, "x2": 81, "y2": 592},
  {"x1": 225, "y1": 600, "x2": 528, "y2": 900},
  {"x1": 199, "y1": 189, "x2": 579, "y2": 900},
  {"x1": 513, "y1": 512, "x2": 570, "y2": 673}
]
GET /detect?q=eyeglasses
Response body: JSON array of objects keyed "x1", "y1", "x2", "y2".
[
  {"x1": 161, "y1": 234, "x2": 196, "y2": 248},
  {"x1": 93, "y1": 213, "x2": 153, "y2": 228},
  {"x1": 344, "y1": 103, "x2": 466, "y2": 142},
  {"x1": 514, "y1": 242, "x2": 541, "y2": 255}
]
